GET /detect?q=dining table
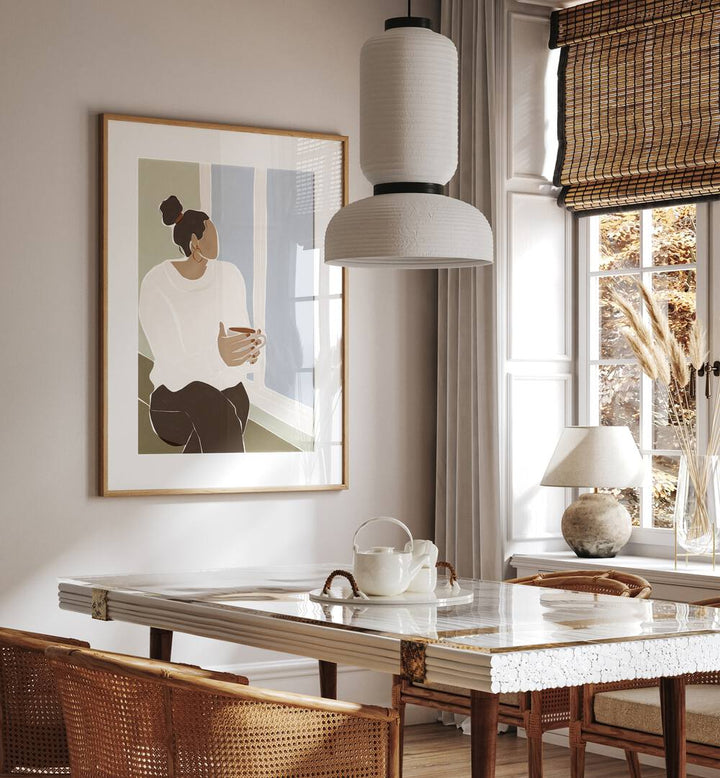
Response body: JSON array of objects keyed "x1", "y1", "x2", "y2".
[{"x1": 58, "y1": 564, "x2": 720, "y2": 778}]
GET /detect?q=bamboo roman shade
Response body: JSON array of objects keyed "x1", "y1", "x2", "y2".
[{"x1": 550, "y1": 0, "x2": 720, "y2": 214}]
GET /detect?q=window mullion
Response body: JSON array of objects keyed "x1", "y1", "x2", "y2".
[
  {"x1": 589, "y1": 263, "x2": 697, "y2": 279},
  {"x1": 639, "y1": 211, "x2": 654, "y2": 529},
  {"x1": 695, "y1": 203, "x2": 710, "y2": 455}
]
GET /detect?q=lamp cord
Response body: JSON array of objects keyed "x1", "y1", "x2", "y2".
[{"x1": 408, "y1": 0, "x2": 411, "y2": 17}]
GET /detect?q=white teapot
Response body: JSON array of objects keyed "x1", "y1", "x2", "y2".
[{"x1": 353, "y1": 517, "x2": 430, "y2": 596}]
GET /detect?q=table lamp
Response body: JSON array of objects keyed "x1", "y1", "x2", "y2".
[{"x1": 541, "y1": 426, "x2": 645, "y2": 558}]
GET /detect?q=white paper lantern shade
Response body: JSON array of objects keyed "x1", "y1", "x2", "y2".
[
  {"x1": 324, "y1": 14, "x2": 493, "y2": 269},
  {"x1": 325, "y1": 193, "x2": 493, "y2": 269},
  {"x1": 360, "y1": 25, "x2": 458, "y2": 185}
]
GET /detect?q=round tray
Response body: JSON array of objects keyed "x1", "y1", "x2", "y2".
[{"x1": 309, "y1": 585, "x2": 474, "y2": 607}]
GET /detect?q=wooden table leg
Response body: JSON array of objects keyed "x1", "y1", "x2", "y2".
[
  {"x1": 660, "y1": 676, "x2": 686, "y2": 778},
  {"x1": 569, "y1": 686, "x2": 586, "y2": 778},
  {"x1": 319, "y1": 660, "x2": 337, "y2": 699},
  {"x1": 527, "y1": 690, "x2": 543, "y2": 778},
  {"x1": 471, "y1": 690, "x2": 499, "y2": 778},
  {"x1": 149, "y1": 628, "x2": 173, "y2": 661}
]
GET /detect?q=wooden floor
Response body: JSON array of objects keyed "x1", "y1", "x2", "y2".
[{"x1": 403, "y1": 724, "x2": 666, "y2": 777}]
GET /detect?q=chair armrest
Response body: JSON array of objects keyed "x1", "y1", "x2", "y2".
[
  {"x1": 0, "y1": 627, "x2": 90, "y2": 652},
  {"x1": 45, "y1": 646, "x2": 248, "y2": 685},
  {"x1": 168, "y1": 670, "x2": 398, "y2": 722}
]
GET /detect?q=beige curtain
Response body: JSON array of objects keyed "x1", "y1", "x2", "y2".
[{"x1": 436, "y1": 0, "x2": 501, "y2": 580}]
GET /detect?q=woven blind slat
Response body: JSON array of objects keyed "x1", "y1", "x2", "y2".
[
  {"x1": 551, "y1": 0, "x2": 720, "y2": 47},
  {"x1": 551, "y1": 0, "x2": 720, "y2": 214}
]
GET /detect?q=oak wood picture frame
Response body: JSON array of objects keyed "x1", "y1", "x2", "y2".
[{"x1": 100, "y1": 113, "x2": 348, "y2": 496}]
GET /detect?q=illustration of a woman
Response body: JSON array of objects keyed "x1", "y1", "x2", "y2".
[{"x1": 139, "y1": 195, "x2": 265, "y2": 453}]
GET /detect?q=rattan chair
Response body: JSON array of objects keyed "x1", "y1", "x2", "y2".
[
  {"x1": 392, "y1": 569, "x2": 652, "y2": 778},
  {"x1": 507, "y1": 569, "x2": 653, "y2": 598},
  {"x1": 568, "y1": 596, "x2": 720, "y2": 778},
  {"x1": 0, "y1": 627, "x2": 89, "y2": 776},
  {"x1": 48, "y1": 646, "x2": 400, "y2": 778}
]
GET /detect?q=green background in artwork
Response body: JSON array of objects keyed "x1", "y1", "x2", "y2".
[
  {"x1": 137, "y1": 158, "x2": 201, "y2": 454},
  {"x1": 138, "y1": 158, "x2": 201, "y2": 358}
]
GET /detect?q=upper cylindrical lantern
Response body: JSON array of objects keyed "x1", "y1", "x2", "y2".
[{"x1": 360, "y1": 22, "x2": 458, "y2": 186}]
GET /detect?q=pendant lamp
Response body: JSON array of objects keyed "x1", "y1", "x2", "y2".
[{"x1": 324, "y1": 11, "x2": 493, "y2": 269}]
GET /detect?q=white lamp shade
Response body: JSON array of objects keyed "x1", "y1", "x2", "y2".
[
  {"x1": 360, "y1": 27, "x2": 458, "y2": 185},
  {"x1": 324, "y1": 192, "x2": 493, "y2": 268},
  {"x1": 541, "y1": 426, "x2": 645, "y2": 489},
  {"x1": 324, "y1": 17, "x2": 493, "y2": 269}
]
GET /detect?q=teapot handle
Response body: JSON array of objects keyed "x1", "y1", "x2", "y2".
[{"x1": 353, "y1": 516, "x2": 414, "y2": 553}]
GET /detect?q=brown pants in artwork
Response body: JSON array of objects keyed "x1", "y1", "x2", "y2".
[{"x1": 149, "y1": 380, "x2": 250, "y2": 453}]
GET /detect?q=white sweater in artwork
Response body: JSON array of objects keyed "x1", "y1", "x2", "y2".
[{"x1": 139, "y1": 259, "x2": 253, "y2": 392}]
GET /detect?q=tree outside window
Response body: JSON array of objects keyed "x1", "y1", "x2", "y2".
[{"x1": 587, "y1": 205, "x2": 697, "y2": 529}]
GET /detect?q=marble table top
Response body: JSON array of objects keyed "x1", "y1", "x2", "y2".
[{"x1": 58, "y1": 564, "x2": 720, "y2": 693}]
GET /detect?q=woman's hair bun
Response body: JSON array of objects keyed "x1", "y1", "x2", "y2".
[{"x1": 160, "y1": 195, "x2": 183, "y2": 226}]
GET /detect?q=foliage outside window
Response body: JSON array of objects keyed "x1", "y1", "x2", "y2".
[{"x1": 587, "y1": 205, "x2": 697, "y2": 529}]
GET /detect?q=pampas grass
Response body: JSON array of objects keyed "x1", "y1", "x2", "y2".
[
  {"x1": 653, "y1": 345, "x2": 671, "y2": 387},
  {"x1": 669, "y1": 337, "x2": 691, "y2": 387},
  {"x1": 609, "y1": 290, "x2": 655, "y2": 352},
  {"x1": 612, "y1": 282, "x2": 716, "y2": 552},
  {"x1": 637, "y1": 281, "x2": 674, "y2": 352},
  {"x1": 620, "y1": 327, "x2": 658, "y2": 380},
  {"x1": 688, "y1": 320, "x2": 707, "y2": 370}
]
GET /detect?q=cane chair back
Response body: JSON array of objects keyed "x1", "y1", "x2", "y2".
[
  {"x1": 0, "y1": 627, "x2": 89, "y2": 776},
  {"x1": 48, "y1": 646, "x2": 399, "y2": 778},
  {"x1": 506, "y1": 569, "x2": 653, "y2": 599},
  {"x1": 694, "y1": 596, "x2": 720, "y2": 608}
]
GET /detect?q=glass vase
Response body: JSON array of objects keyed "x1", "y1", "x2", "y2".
[{"x1": 674, "y1": 455, "x2": 720, "y2": 556}]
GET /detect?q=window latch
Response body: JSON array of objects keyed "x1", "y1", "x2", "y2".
[{"x1": 693, "y1": 360, "x2": 720, "y2": 399}]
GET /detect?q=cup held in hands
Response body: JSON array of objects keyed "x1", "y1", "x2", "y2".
[{"x1": 228, "y1": 326, "x2": 266, "y2": 348}]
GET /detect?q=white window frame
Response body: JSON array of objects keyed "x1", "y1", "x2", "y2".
[{"x1": 578, "y1": 204, "x2": 710, "y2": 548}]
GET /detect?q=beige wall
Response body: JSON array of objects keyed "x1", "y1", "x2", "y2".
[{"x1": 0, "y1": 0, "x2": 438, "y2": 700}]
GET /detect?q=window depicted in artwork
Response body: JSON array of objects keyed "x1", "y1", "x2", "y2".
[{"x1": 582, "y1": 205, "x2": 701, "y2": 529}]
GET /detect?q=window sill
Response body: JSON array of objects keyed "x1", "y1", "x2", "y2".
[{"x1": 509, "y1": 551, "x2": 720, "y2": 602}]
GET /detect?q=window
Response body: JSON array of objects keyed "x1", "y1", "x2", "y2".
[{"x1": 580, "y1": 205, "x2": 707, "y2": 534}]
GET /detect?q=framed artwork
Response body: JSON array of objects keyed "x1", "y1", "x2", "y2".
[{"x1": 101, "y1": 114, "x2": 347, "y2": 495}]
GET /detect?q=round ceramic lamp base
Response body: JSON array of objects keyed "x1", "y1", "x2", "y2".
[{"x1": 561, "y1": 493, "x2": 632, "y2": 559}]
